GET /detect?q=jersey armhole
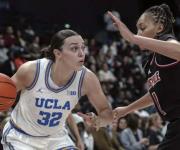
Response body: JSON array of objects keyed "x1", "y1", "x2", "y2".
[
  {"x1": 78, "y1": 67, "x2": 86, "y2": 98},
  {"x1": 26, "y1": 59, "x2": 40, "y2": 90}
]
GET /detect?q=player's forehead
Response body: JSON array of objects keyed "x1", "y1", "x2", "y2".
[
  {"x1": 63, "y1": 35, "x2": 85, "y2": 46},
  {"x1": 136, "y1": 13, "x2": 153, "y2": 27}
]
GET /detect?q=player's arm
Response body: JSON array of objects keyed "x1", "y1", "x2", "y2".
[
  {"x1": 67, "y1": 113, "x2": 84, "y2": 150},
  {"x1": 80, "y1": 69, "x2": 113, "y2": 128},
  {"x1": 134, "y1": 37, "x2": 180, "y2": 61},
  {"x1": 108, "y1": 11, "x2": 180, "y2": 61},
  {"x1": 11, "y1": 61, "x2": 37, "y2": 92},
  {"x1": 114, "y1": 92, "x2": 154, "y2": 120}
]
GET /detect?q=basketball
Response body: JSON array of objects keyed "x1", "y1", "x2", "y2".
[{"x1": 0, "y1": 73, "x2": 17, "y2": 111}]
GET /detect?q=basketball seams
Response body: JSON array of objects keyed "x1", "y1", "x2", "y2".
[
  {"x1": 0, "y1": 96, "x2": 16, "y2": 100},
  {"x1": 0, "y1": 81, "x2": 16, "y2": 88}
]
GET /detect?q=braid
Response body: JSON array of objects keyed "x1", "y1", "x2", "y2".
[
  {"x1": 145, "y1": 4, "x2": 175, "y2": 36},
  {"x1": 160, "y1": 4, "x2": 175, "y2": 23}
]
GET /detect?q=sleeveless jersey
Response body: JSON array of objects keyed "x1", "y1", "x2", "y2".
[
  {"x1": 11, "y1": 58, "x2": 86, "y2": 136},
  {"x1": 144, "y1": 34, "x2": 180, "y2": 121}
]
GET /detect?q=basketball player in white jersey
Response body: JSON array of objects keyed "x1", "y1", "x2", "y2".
[{"x1": 1, "y1": 29, "x2": 113, "y2": 150}]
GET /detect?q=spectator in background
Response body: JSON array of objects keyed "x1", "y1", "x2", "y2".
[
  {"x1": 120, "y1": 113, "x2": 149, "y2": 150},
  {"x1": 27, "y1": 35, "x2": 41, "y2": 59},
  {"x1": 92, "y1": 127, "x2": 119, "y2": 150},
  {"x1": 116, "y1": 118, "x2": 127, "y2": 147},
  {"x1": 15, "y1": 30, "x2": 26, "y2": 48},
  {"x1": 0, "y1": 35, "x2": 9, "y2": 65},
  {"x1": 0, "y1": 34, "x2": 13, "y2": 76},
  {"x1": 98, "y1": 63, "x2": 117, "y2": 83},
  {"x1": 3, "y1": 26, "x2": 16, "y2": 47},
  {"x1": 148, "y1": 113, "x2": 164, "y2": 150}
]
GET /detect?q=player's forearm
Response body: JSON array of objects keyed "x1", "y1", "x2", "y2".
[
  {"x1": 134, "y1": 35, "x2": 180, "y2": 61},
  {"x1": 126, "y1": 92, "x2": 154, "y2": 113},
  {"x1": 67, "y1": 114, "x2": 81, "y2": 141},
  {"x1": 98, "y1": 107, "x2": 113, "y2": 127},
  {"x1": 71, "y1": 124, "x2": 81, "y2": 141}
]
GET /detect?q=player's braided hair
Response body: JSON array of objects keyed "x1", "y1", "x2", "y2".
[{"x1": 145, "y1": 4, "x2": 175, "y2": 36}]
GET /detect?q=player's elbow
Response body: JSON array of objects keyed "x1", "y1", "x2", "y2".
[{"x1": 99, "y1": 107, "x2": 113, "y2": 124}]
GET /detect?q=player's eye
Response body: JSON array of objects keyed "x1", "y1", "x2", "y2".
[
  {"x1": 81, "y1": 45, "x2": 85, "y2": 51},
  {"x1": 70, "y1": 46, "x2": 79, "y2": 52}
]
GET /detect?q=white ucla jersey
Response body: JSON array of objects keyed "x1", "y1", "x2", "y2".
[{"x1": 11, "y1": 58, "x2": 86, "y2": 136}]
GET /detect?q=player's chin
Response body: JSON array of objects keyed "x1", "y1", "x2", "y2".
[{"x1": 75, "y1": 65, "x2": 83, "y2": 71}]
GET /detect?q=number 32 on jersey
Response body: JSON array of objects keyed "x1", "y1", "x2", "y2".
[{"x1": 37, "y1": 111, "x2": 62, "y2": 127}]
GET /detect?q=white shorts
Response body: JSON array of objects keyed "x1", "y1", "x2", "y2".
[{"x1": 1, "y1": 121, "x2": 77, "y2": 150}]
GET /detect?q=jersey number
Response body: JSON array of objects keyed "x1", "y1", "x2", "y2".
[{"x1": 37, "y1": 111, "x2": 62, "y2": 127}]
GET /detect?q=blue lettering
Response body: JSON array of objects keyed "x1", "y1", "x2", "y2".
[
  {"x1": 44, "y1": 99, "x2": 53, "y2": 109},
  {"x1": 62, "y1": 101, "x2": 70, "y2": 110},
  {"x1": 35, "y1": 98, "x2": 70, "y2": 110},
  {"x1": 35, "y1": 98, "x2": 45, "y2": 107},
  {"x1": 71, "y1": 91, "x2": 76, "y2": 95},
  {"x1": 53, "y1": 99, "x2": 61, "y2": 109}
]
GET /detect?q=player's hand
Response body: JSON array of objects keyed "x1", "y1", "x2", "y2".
[
  {"x1": 76, "y1": 138, "x2": 85, "y2": 150},
  {"x1": 107, "y1": 11, "x2": 135, "y2": 43},
  {"x1": 77, "y1": 112, "x2": 100, "y2": 131},
  {"x1": 113, "y1": 106, "x2": 129, "y2": 124}
]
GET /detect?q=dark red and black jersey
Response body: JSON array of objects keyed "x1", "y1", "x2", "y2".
[{"x1": 144, "y1": 34, "x2": 180, "y2": 121}]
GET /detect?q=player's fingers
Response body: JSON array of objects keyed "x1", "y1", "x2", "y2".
[
  {"x1": 77, "y1": 112, "x2": 92, "y2": 121},
  {"x1": 112, "y1": 119, "x2": 118, "y2": 126},
  {"x1": 107, "y1": 11, "x2": 116, "y2": 20},
  {"x1": 113, "y1": 109, "x2": 118, "y2": 116},
  {"x1": 113, "y1": 23, "x2": 119, "y2": 28},
  {"x1": 113, "y1": 111, "x2": 118, "y2": 123},
  {"x1": 86, "y1": 112, "x2": 95, "y2": 117},
  {"x1": 107, "y1": 11, "x2": 120, "y2": 23}
]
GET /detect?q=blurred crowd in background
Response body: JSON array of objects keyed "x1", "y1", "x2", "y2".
[{"x1": 0, "y1": 1, "x2": 180, "y2": 149}]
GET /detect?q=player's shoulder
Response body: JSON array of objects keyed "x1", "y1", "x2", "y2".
[
  {"x1": 81, "y1": 68, "x2": 98, "y2": 95},
  {"x1": 11, "y1": 59, "x2": 41, "y2": 90},
  {"x1": 18, "y1": 60, "x2": 38, "y2": 74},
  {"x1": 83, "y1": 67, "x2": 100, "y2": 89},
  {"x1": 83, "y1": 67, "x2": 98, "y2": 82}
]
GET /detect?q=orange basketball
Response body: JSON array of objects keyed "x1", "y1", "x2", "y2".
[{"x1": 0, "y1": 73, "x2": 17, "y2": 111}]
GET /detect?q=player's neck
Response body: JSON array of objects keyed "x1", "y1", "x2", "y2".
[{"x1": 50, "y1": 62, "x2": 75, "y2": 87}]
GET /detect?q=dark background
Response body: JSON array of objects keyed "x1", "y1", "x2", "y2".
[{"x1": 0, "y1": 0, "x2": 180, "y2": 38}]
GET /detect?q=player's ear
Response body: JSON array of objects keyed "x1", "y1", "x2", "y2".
[
  {"x1": 156, "y1": 23, "x2": 164, "y2": 34},
  {"x1": 53, "y1": 49, "x2": 62, "y2": 58}
]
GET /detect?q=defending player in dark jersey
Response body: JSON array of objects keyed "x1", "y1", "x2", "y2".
[{"x1": 109, "y1": 4, "x2": 180, "y2": 150}]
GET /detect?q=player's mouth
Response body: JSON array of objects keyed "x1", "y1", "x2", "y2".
[{"x1": 79, "y1": 60, "x2": 84, "y2": 63}]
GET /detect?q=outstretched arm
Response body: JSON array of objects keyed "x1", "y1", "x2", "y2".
[
  {"x1": 108, "y1": 11, "x2": 180, "y2": 61},
  {"x1": 114, "y1": 92, "x2": 154, "y2": 120},
  {"x1": 134, "y1": 36, "x2": 180, "y2": 61}
]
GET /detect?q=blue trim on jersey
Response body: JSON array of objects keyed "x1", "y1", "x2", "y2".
[
  {"x1": 2, "y1": 124, "x2": 14, "y2": 150},
  {"x1": 26, "y1": 59, "x2": 40, "y2": 90},
  {"x1": 78, "y1": 67, "x2": 86, "y2": 98},
  {"x1": 57, "y1": 146, "x2": 78, "y2": 150},
  {"x1": 9, "y1": 120, "x2": 50, "y2": 137},
  {"x1": 45, "y1": 60, "x2": 77, "y2": 93}
]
